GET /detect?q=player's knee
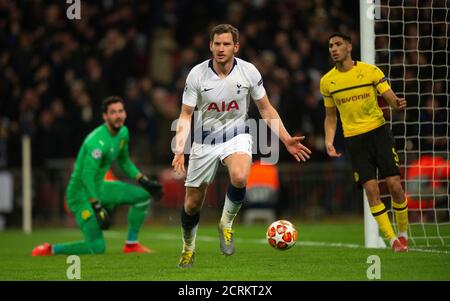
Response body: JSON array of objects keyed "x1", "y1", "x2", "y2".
[
  {"x1": 137, "y1": 187, "x2": 151, "y2": 202},
  {"x1": 184, "y1": 193, "x2": 202, "y2": 214},
  {"x1": 184, "y1": 190, "x2": 204, "y2": 214},
  {"x1": 89, "y1": 239, "x2": 106, "y2": 254},
  {"x1": 229, "y1": 170, "x2": 248, "y2": 187},
  {"x1": 364, "y1": 186, "x2": 380, "y2": 200},
  {"x1": 389, "y1": 183, "x2": 405, "y2": 200},
  {"x1": 184, "y1": 201, "x2": 201, "y2": 215}
]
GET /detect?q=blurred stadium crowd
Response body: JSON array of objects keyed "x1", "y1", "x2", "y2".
[
  {"x1": 0, "y1": 0, "x2": 363, "y2": 169},
  {"x1": 0, "y1": 0, "x2": 448, "y2": 225},
  {"x1": 1, "y1": 0, "x2": 448, "y2": 169}
]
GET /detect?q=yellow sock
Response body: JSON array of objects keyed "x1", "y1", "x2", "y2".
[
  {"x1": 370, "y1": 203, "x2": 396, "y2": 240},
  {"x1": 392, "y1": 199, "x2": 408, "y2": 233}
]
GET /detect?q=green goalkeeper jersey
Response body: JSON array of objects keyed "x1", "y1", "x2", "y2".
[{"x1": 67, "y1": 124, "x2": 140, "y2": 201}]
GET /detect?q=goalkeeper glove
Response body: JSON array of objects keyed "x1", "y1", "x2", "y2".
[
  {"x1": 138, "y1": 175, "x2": 163, "y2": 201},
  {"x1": 91, "y1": 200, "x2": 110, "y2": 230}
]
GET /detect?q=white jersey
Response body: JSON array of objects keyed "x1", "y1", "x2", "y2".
[{"x1": 182, "y1": 57, "x2": 266, "y2": 140}]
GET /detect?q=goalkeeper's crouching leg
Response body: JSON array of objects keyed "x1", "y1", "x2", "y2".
[
  {"x1": 34, "y1": 238, "x2": 106, "y2": 256},
  {"x1": 52, "y1": 212, "x2": 107, "y2": 255},
  {"x1": 51, "y1": 214, "x2": 107, "y2": 255},
  {"x1": 87, "y1": 239, "x2": 106, "y2": 254}
]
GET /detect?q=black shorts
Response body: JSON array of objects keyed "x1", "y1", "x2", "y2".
[{"x1": 344, "y1": 124, "x2": 400, "y2": 185}]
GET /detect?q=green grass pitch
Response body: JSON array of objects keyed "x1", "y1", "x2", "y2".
[{"x1": 1, "y1": 222, "x2": 449, "y2": 281}]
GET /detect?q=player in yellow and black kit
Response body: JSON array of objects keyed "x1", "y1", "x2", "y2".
[{"x1": 320, "y1": 33, "x2": 409, "y2": 252}]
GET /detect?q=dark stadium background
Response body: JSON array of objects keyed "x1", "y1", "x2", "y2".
[{"x1": 0, "y1": 0, "x2": 444, "y2": 228}]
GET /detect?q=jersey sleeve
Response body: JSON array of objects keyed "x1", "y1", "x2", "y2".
[
  {"x1": 320, "y1": 77, "x2": 335, "y2": 107},
  {"x1": 116, "y1": 127, "x2": 140, "y2": 180},
  {"x1": 372, "y1": 66, "x2": 391, "y2": 94},
  {"x1": 248, "y1": 63, "x2": 266, "y2": 101},
  {"x1": 81, "y1": 141, "x2": 104, "y2": 200},
  {"x1": 182, "y1": 69, "x2": 200, "y2": 108}
]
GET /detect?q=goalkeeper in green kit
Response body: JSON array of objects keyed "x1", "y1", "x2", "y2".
[{"x1": 32, "y1": 96, "x2": 163, "y2": 256}]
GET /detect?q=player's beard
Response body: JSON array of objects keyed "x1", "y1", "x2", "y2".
[{"x1": 107, "y1": 118, "x2": 123, "y2": 133}]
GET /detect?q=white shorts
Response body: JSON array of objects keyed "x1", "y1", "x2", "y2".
[{"x1": 185, "y1": 134, "x2": 252, "y2": 187}]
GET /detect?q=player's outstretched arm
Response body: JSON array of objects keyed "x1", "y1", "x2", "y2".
[
  {"x1": 255, "y1": 94, "x2": 311, "y2": 162},
  {"x1": 172, "y1": 104, "x2": 195, "y2": 175},
  {"x1": 284, "y1": 136, "x2": 312, "y2": 162},
  {"x1": 172, "y1": 154, "x2": 185, "y2": 175},
  {"x1": 382, "y1": 89, "x2": 406, "y2": 110},
  {"x1": 324, "y1": 106, "x2": 341, "y2": 158}
]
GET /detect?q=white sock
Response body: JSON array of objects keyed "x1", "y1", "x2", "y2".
[
  {"x1": 398, "y1": 231, "x2": 408, "y2": 239},
  {"x1": 220, "y1": 194, "x2": 242, "y2": 229},
  {"x1": 182, "y1": 225, "x2": 198, "y2": 253}
]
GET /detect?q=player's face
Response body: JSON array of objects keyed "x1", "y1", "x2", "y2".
[
  {"x1": 329, "y1": 37, "x2": 352, "y2": 62},
  {"x1": 210, "y1": 33, "x2": 239, "y2": 64},
  {"x1": 103, "y1": 102, "x2": 126, "y2": 131}
]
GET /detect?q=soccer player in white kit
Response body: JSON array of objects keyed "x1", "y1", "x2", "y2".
[{"x1": 172, "y1": 24, "x2": 311, "y2": 268}]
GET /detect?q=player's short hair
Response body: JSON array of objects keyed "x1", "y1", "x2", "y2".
[
  {"x1": 328, "y1": 32, "x2": 352, "y2": 44},
  {"x1": 102, "y1": 96, "x2": 124, "y2": 113},
  {"x1": 210, "y1": 24, "x2": 239, "y2": 44}
]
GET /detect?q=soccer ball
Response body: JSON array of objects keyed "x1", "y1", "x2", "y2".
[{"x1": 266, "y1": 220, "x2": 298, "y2": 250}]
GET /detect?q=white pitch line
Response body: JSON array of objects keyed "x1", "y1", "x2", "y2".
[
  {"x1": 100, "y1": 231, "x2": 450, "y2": 254},
  {"x1": 409, "y1": 248, "x2": 450, "y2": 254}
]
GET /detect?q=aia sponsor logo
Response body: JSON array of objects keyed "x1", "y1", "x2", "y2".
[{"x1": 207, "y1": 100, "x2": 239, "y2": 112}]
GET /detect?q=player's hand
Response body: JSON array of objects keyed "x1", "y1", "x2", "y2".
[
  {"x1": 138, "y1": 175, "x2": 163, "y2": 201},
  {"x1": 396, "y1": 97, "x2": 406, "y2": 110},
  {"x1": 326, "y1": 144, "x2": 342, "y2": 158},
  {"x1": 285, "y1": 136, "x2": 312, "y2": 162},
  {"x1": 91, "y1": 200, "x2": 110, "y2": 230},
  {"x1": 172, "y1": 154, "x2": 186, "y2": 175}
]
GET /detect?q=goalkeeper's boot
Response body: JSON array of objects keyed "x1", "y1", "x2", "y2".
[
  {"x1": 391, "y1": 239, "x2": 408, "y2": 252},
  {"x1": 123, "y1": 242, "x2": 153, "y2": 253},
  {"x1": 177, "y1": 251, "x2": 195, "y2": 268},
  {"x1": 218, "y1": 225, "x2": 234, "y2": 256},
  {"x1": 32, "y1": 243, "x2": 53, "y2": 256},
  {"x1": 398, "y1": 236, "x2": 409, "y2": 250}
]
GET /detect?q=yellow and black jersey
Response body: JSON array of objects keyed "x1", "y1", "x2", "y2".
[{"x1": 320, "y1": 61, "x2": 391, "y2": 137}]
